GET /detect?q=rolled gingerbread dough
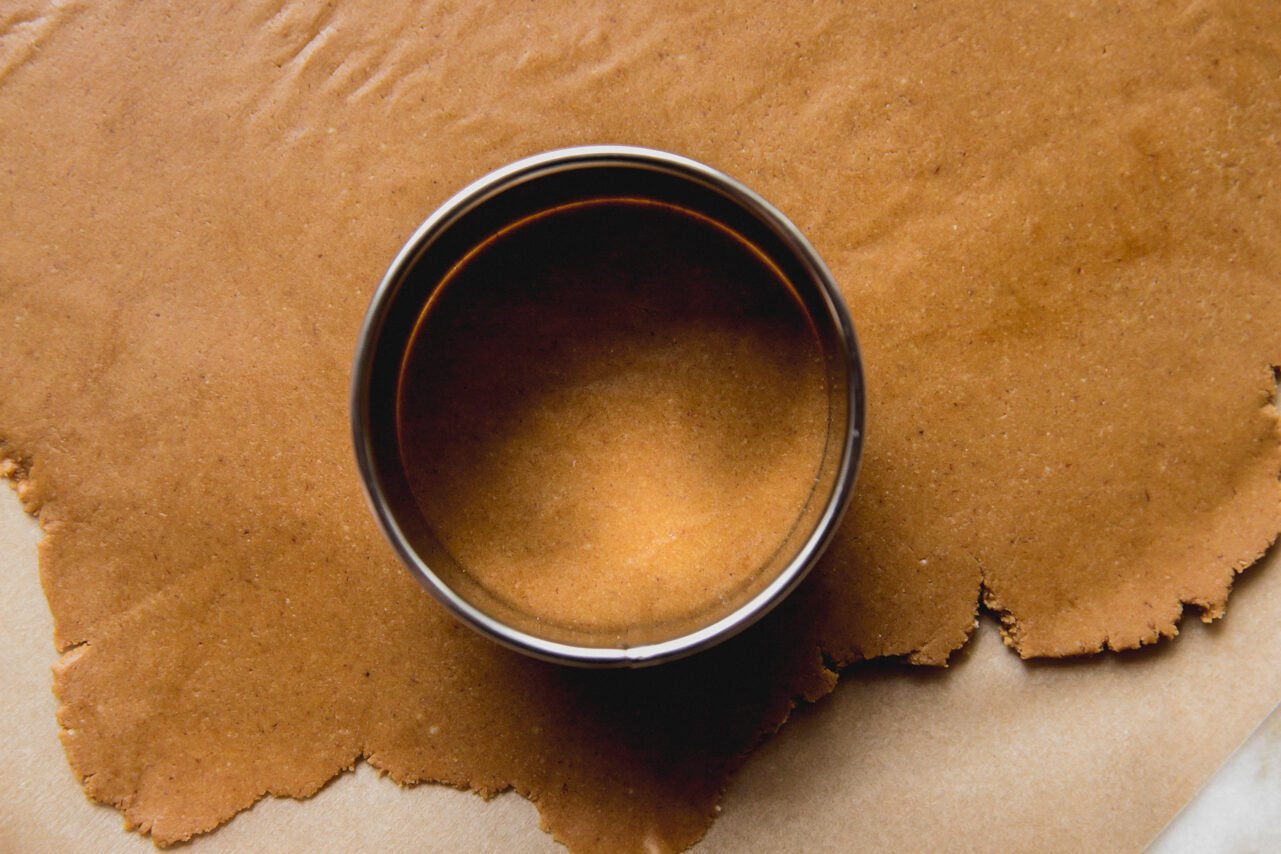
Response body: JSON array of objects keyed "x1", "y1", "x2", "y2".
[{"x1": 1, "y1": 0, "x2": 1278, "y2": 851}]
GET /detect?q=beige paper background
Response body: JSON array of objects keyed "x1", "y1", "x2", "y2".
[{"x1": 3, "y1": 483, "x2": 1278, "y2": 852}]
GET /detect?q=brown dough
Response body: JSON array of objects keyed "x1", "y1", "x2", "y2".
[
  {"x1": 396, "y1": 199, "x2": 828, "y2": 634},
  {"x1": 1, "y1": 0, "x2": 1278, "y2": 851}
]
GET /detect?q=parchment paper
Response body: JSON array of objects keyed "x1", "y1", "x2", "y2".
[{"x1": 4, "y1": 485, "x2": 1280, "y2": 851}]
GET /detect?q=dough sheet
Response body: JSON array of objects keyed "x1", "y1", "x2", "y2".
[{"x1": 1, "y1": 1, "x2": 1278, "y2": 850}]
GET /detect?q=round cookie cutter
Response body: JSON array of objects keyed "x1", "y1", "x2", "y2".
[{"x1": 351, "y1": 146, "x2": 865, "y2": 667}]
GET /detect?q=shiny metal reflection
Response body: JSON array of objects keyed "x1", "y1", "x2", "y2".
[{"x1": 351, "y1": 146, "x2": 864, "y2": 667}]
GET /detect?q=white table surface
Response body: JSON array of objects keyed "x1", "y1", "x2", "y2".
[{"x1": 1151, "y1": 701, "x2": 1281, "y2": 853}]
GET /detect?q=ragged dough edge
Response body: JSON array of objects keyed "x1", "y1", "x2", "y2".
[
  {"x1": 9, "y1": 367, "x2": 1278, "y2": 851},
  {"x1": 0, "y1": 437, "x2": 42, "y2": 515},
  {"x1": 55, "y1": 630, "x2": 365, "y2": 848},
  {"x1": 980, "y1": 531, "x2": 1280, "y2": 660},
  {"x1": 4, "y1": 427, "x2": 975, "y2": 853},
  {"x1": 900, "y1": 607, "x2": 980, "y2": 667},
  {"x1": 981, "y1": 531, "x2": 1279, "y2": 660},
  {"x1": 980, "y1": 367, "x2": 1281, "y2": 660},
  {"x1": 0, "y1": 438, "x2": 253, "y2": 848},
  {"x1": 87, "y1": 647, "x2": 841, "y2": 852},
  {"x1": 521, "y1": 646, "x2": 841, "y2": 854}
]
